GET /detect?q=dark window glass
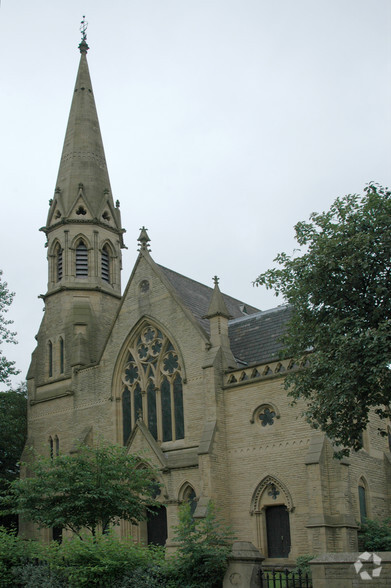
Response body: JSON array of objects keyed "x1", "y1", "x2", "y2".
[
  {"x1": 101, "y1": 246, "x2": 110, "y2": 282},
  {"x1": 49, "y1": 436, "x2": 53, "y2": 459},
  {"x1": 134, "y1": 383, "x2": 143, "y2": 421},
  {"x1": 147, "y1": 380, "x2": 157, "y2": 440},
  {"x1": 147, "y1": 505, "x2": 167, "y2": 546},
  {"x1": 59, "y1": 338, "x2": 64, "y2": 373},
  {"x1": 185, "y1": 487, "x2": 197, "y2": 516},
  {"x1": 55, "y1": 435, "x2": 59, "y2": 456},
  {"x1": 48, "y1": 341, "x2": 53, "y2": 377},
  {"x1": 174, "y1": 374, "x2": 184, "y2": 440},
  {"x1": 76, "y1": 241, "x2": 88, "y2": 277},
  {"x1": 52, "y1": 527, "x2": 62, "y2": 543},
  {"x1": 161, "y1": 377, "x2": 172, "y2": 442},
  {"x1": 359, "y1": 485, "x2": 367, "y2": 523},
  {"x1": 122, "y1": 388, "x2": 131, "y2": 445}
]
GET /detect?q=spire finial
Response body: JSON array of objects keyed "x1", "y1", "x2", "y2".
[
  {"x1": 78, "y1": 16, "x2": 89, "y2": 54},
  {"x1": 137, "y1": 227, "x2": 151, "y2": 252},
  {"x1": 213, "y1": 276, "x2": 219, "y2": 286}
]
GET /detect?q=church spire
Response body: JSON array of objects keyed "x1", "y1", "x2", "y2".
[
  {"x1": 45, "y1": 20, "x2": 122, "y2": 233},
  {"x1": 41, "y1": 24, "x2": 124, "y2": 298}
]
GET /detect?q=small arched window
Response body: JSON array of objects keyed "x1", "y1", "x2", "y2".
[
  {"x1": 54, "y1": 435, "x2": 60, "y2": 457},
  {"x1": 48, "y1": 341, "x2": 53, "y2": 377},
  {"x1": 183, "y1": 485, "x2": 197, "y2": 517},
  {"x1": 49, "y1": 436, "x2": 53, "y2": 459},
  {"x1": 101, "y1": 245, "x2": 110, "y2": 283},
  {"x1": 55, "y1": 244, "x2": 63, "y2": 281},
  {"x1": 75, "y1": 241, "x2": 88, "y2": 277},
  {"x1": 59, "y1": 337, "x2": 64, "y2": 374},
  {"x1": 358, "y1": 483, "x2": 367, "y2": 523}
]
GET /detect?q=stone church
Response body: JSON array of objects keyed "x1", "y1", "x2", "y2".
[{"x1": 23, "y1": 38, "x2": 391, "y2": 563}]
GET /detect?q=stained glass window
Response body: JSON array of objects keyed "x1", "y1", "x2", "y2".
[
  {"x1": 122, "y1": 388, "x2": 131, "y2": 444},
  {"x1": 147, "y1": 380, "x2": 157, "y2": 440},
  {"x1": 120, "y1": 324, "x2": 184, "y2": 444},
  {"x1": 259, "y1": 407, "x2": 276, "y2": 427}
]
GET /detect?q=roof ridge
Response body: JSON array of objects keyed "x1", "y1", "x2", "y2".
[
  {"x1": 158, "y1": 264, "x2": 260, "y2": 312},
  {"x1": 228, "y1": 304, "x2": 290, "y2": 324}
]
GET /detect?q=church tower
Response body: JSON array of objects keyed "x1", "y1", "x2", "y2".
[{"x1": 28, "y1": 30, "x2": 125, "y2": 392}]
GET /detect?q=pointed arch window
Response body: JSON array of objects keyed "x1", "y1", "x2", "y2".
[
  {"x1": 75, "y1": 240, "x2": 88, "y2": 277},
  {"x1": 358, "y1": 480, "x2": 368, "y2": 523},
  {"x1": 121, "y1": 324, "x2": 184, "y2": 444},
  {"x1": 101, "y1": 245, "x2": 110, "y2": 283},
  {"x1": 48, "y1": 341, "x2": 53, "y2": 378},
  {"x1": 55, "y1": 243, "x2": 63, "y2": 282},
  {"x1": 59, "y1": 337, "x2": 64, "y2": 374},
  {"x1": 182, "y1": 485, "x2": 197, "y2": 517},
  {"x1": 54, "y1": 435, "x2": 60, "y2": 457}
]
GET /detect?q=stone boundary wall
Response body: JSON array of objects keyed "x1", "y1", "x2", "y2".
[{"x1": 310, "y1": 552, "x2": 391, "y2": 587}]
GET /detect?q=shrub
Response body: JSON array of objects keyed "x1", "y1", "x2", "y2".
[
  {"x1": 293, "y1": 554, "x2": 314, "y2": 577},
  {"x1": 12, "y1": 560, "x2": 66, "y2": 588},
  {"x1": 44, "y1": 532, "x2": 165, "y2": 587},
  {"x1": 0, "y1": 526, "x2": 36, "y2": 587},
  {"x1": 172, "y1": 502, "x2": 234, "y2": 588},
  {"x1": 358, "y1": 518, "x2": 391, "y2": 551}
]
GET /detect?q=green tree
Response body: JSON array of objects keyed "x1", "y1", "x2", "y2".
[
  {"x1": 173, "y1": 501, "x2": 234, "y2": 588},
  {"x1": 0, "y1": 270, "x2": 19, "y2": 385},
  {"x1": 255, "y1": 183, "x2": 391, "y2": 454},
  {"x1": 0, "y1": 383, "x2": 27, "y2": 528},
  {"x1": 5, "y1": 443, "x2": 161, "y2": 538}
]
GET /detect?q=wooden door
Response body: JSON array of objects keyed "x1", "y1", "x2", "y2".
[{"x1": 266, "y1": 505, "x2": 291, "y2": 558}]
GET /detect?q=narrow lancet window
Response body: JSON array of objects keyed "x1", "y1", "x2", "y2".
[
  {"x1": 48, "y1": 341, "x2": 53, "y2": 377},
  {"x1": 56, "y1": 244, "x2": 63, "y2": 281},
  {"x1": 75, "y1": 241, "x2": 88, "y2": 277},
  {"x1": 59, "y1": 337, "x2": 64, "y2": 373},
  {"x1": 101, "y1": 245, "x2": 110, "y2": 282},
  {"x1": 122, "y1": 388, "x2": 131, "y2": 445},
  {"x1": 54, "y1": 435, "x2": 60, "y2": 456}
]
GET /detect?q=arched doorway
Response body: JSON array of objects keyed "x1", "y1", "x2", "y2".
[
  {"x1": 251, "y1": 475, "x2": 294, "y2": 558},
  {"x1": 147, "y1": 505, "x2": 168, "y2": 546}
]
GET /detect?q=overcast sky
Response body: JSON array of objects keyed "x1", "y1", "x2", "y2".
[{"x1": 0, "y1": 0, "x2": 390, "y2": 390}]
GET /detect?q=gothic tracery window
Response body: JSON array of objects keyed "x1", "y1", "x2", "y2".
[{"x1": 121, "y1": 325, "x2": 184, "y2": 444}]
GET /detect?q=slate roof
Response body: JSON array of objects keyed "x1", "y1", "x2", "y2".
[
  {"x1": 228, "y1": 305, "x2": 292, "y2": 366},
  {"x1": 158, "y1": 265, "x2": 260, "y2": 332},
  {"x1": 158, "y1": 265, "x2": 291, "y2": 367}
]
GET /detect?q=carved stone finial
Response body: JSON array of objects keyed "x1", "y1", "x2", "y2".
[
  {"x1": 78, "y1": 16, "x2": 89, "y2": 54},
  {"x1": 137, "y1": 226, "x2": 151, "y2": 252},
  {"x1": 213, "y1": 276, "x2": 219, "y2": 286}
]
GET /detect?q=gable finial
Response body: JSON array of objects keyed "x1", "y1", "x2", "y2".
[
  {"x1": 213, "y1": 276, "x2": 219, "y2": 286},
  {"x1": 78, "y1": 16, "x2": 89, "y2": 54},
  {"x1": 137, "y1": 226, "x2": 151, "y2": 252}
]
